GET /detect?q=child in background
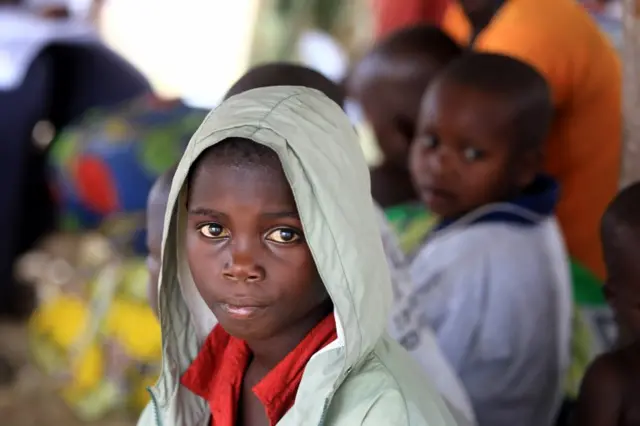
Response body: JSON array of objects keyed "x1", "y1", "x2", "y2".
[
  {"x1": 572, "y1": 182, "x2": 640, "y2": 426},
  {"x1": 442, "y1": 0, "x2": 621, "y2": 281},
  {"x1": 145, "y1": 167, "x2": 175, "y2": 317},
  {"x1": 225, "y1": 62, "x2": 345, "y2": 106},
  {"x1": 222, "y1": 62, "x2": 476, "y2": 424},
  {"x1": 348, "y1": 25, "x2": 461, "y2": 208},
  {"x1": 136, "y1": 86, "x2": 458, "y2": 426},
  {"x1": 397, "y1": 52, "x2": 572, "y2": 426}
]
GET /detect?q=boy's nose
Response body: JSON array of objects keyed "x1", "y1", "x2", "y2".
[
  {"x1": 426, "y1": 149, "x2": 453, "y2": 177},
  {"x1": 222, "y1": 247, "x2": 265, "y2": 283}
]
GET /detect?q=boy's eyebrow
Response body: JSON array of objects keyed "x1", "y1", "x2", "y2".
[
  {"x1": 188, "y1": 207, "x2": 225, "y2": 218},
  {"x1": 262, "y1": 211, "x2": 300, "y2": 219}
]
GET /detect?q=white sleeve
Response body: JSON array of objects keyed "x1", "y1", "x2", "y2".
[
  {"x1": 402, "y1": 251, "x2": 490, "y2": 371},
  {"x1": 373, "y1": 203, "x2": 413, "y2": 302}
]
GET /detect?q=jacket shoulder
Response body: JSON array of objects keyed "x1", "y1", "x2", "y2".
[{"x1": 327, "y1": 346, "x2": 459, "y2": 425}]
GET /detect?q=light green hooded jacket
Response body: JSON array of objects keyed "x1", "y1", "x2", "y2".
[{"x1": 138, "y1": 86, "x2": 459, "y2": 426}]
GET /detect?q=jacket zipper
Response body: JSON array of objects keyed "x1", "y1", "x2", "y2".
[
  {"x1": 148, "y1": 387, "x2": 163, "y2": 426},
  {"x1": 317, "y1": 397, "x2": 331, "y2": 426}
]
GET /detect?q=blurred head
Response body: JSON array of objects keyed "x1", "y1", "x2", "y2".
[
  {"x1": 601, "y1": 182, "x2": 640, "y2": 338},
  {"x1": 146, "y1": 167, "x2": 175, "y2": 317},
  {"x1": 458, "y1": 0, "x2": 507, "y2": 29},
  {"x1": 185, "y1": 138, "x2": 331, "y2": 343},
  {"x1": 225, "y1": 62, "x2": 345, "y2": 108},
  {"x1": 348, "y1": 26, "x2": 462, "y2": 170},
  {"x1": 410, "y1": 53, "x2": 552, "y2": 219}
]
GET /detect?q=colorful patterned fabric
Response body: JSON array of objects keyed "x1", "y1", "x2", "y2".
[
  {"x1": 24, "y1": 96, "x2": 206, "y2": 420},
  {"x1": 384, "y1": 202, "x2": 617, "y2": 399},
  {"x1": 48, "y1": 95, "x2": 207, "y2": 254},
  {"x1": 21, "y1": 232, "x2": 160, "y2": 420}
]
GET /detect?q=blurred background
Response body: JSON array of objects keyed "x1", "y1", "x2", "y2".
[{"x1": 0, "y1": 0, "x2": 626, "y2": 425}]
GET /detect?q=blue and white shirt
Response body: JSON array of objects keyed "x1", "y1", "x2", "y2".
[
  {"x1": 392, "y1": 176, "x2": 572, "y2": 426},
  {"x1": 374, "y1": 204, "x2": 476, "y2": 426}
]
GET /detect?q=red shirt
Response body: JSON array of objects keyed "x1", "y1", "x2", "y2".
[
  {"x1": 181, "y1": 314, "x2": 337, "y2": 426},
  {"x1": 372, "y1": 0, "x2": 450, "y2": 39}
]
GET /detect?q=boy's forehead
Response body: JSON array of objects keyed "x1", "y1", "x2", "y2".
[{"x1": 424, "y1": 80, "x2": 507, "y2": 119}]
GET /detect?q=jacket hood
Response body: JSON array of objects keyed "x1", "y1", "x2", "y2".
[{"x1": 153, "y1": 86, "x2": 394, "y2": 420}]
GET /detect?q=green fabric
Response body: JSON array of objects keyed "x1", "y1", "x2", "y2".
[
  {"x1": 137, "y1": 87, "x2": 461, "y2": 426},
  {"x1": 383, "y1": 201, "x2": 613, "y2": 399}
]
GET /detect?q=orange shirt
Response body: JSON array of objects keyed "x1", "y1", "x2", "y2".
[
  {"x1": 181, "y1": 314, "x2": 337, "y2": 426},
  {"x1": 442, "y1": 0, "x2": 621, "y2": 279}
]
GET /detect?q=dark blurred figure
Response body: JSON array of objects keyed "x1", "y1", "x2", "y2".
[{"x1": 0, "y1": 0, "x2": 150, "y2": 318}]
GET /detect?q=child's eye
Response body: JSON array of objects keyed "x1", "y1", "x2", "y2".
[
  {"x1": 463, "y1": 147, "x2": 484, "y2": 161},
  {"x1": 198, "y1": 223, "x2": 229, "y2": 239},
  {"x1": 394, "y1": 116, "x2": 415, "y2": 141},
  {"x1": 417, "y1": 135, "x2": 438, "y2": 149},
  {"x1": 265, "y1": 228, "x2": 302, "y2": 244}
]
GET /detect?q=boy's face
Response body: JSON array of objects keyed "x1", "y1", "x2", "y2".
[
  {"x1": 350, "y1": 58, "x2": 438, "y2": 170},
  {"x1": 410, "y1": 80, "x2": 535, "y2": 219},
  {"x1": 603, "y1": 232, "x2": 640, "y2": 337},
  {"x1": 186, "y1": 156, "x2": 329, "y2": 343}
]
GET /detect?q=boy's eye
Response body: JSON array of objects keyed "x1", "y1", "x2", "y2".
[
  {"x1": 198, "y1": 223, "x2": 229, "y2": 239},
  {"x1": 417, "y1": 135, "x2": 437, "y2": 149},
  {"x1": 265, "y1": 228, "x2": 301, "y2": 244},
  {"x1": 394, "y1": 116, "x2": 415, "y2": 141},
  {"x1": 463, "y1": 147, "x2": 484, "y2": 161}
]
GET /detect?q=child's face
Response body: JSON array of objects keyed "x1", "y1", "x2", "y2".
[
  {"x1": 146, "y1": 201, "x2": 165, "y2": 317},
  {"x1": 603, "y1": 233, "x2": 640, "y2": 337},
  {"x1": 350, "y1": 59, "x2": 438, "y2": 170},
  {"x1": 410, "y1": 81, "x2": 534, "y2": 219},
  {"x1": 185, "y1": 156, "x2": 329, "y2": 343}
]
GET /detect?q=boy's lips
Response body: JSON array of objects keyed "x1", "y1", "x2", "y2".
[
  {"x1": 417, "y1": 185, "x2": 456, "y2": 210},
  {"x1": 219, "y1": 303, "x2": 267, "y2": 319},
  {"x1": 418, "y1": 185, "x2": 455, "y2": 200}
]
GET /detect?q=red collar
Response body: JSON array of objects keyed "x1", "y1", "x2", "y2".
[{"x1": 181, "y1": 314, "x2": 337, "y2": 426}]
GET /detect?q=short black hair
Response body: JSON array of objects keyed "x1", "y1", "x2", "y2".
[
  {"x1": 436, "y1": 52, "x2": 553, "y2": 152},
  {"x1": 601, "y1": 182, "x2": 640, "y2": 248},
  {"x1": 225, "y1": 62, "x2": 345, "y2": 108},
  {"x1": 187, "y1": 138, "x2": 281, "y2": 199},
  {"x1": 368, "y1": 25, "x2": 462, "y2": 66}
]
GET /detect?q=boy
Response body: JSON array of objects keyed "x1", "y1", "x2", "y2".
[
  {"x1": 572, "y1": 182, "x2": 640, "y2": 426},
  {"x1": 136, "y1": 86, "x2": 459, "y2": 426},
  {"x1": 222, "y1": 62, "x2": 476, "y2": 424},
  {"x1": 225, "y1": 62, "x2": 345, "y2": 107},
  {"x1": 442, "y1": 0, "x2": 621, "y2": 280},
  {"x1": 146, "y1": 167, "x2": 175, "y2": 317},
  {"x1": 348, "y1": 25, "x2": 461, "y2": 207},
  {"x1": 399, "y1": 52, "x2": 572, "y2": 426}
]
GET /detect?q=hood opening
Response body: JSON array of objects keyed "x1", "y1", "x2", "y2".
[{"x1": 157, "y1": 87, "x2": 394, "y2": 393}]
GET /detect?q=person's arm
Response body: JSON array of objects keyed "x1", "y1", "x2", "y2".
[
  {"x1": 48, "y1": 42, "x2": 151, "y2": 129},
  {"x1": 406, "y1": 249, "x2": 488, "y2": 371},
  {"x1": 572, "y1": 354, "x2": 624, "y2": 426}
]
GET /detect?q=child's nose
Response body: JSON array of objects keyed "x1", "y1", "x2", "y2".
[
  {"x1": 427, "y1": 148, "x2": 453, "y2": 177},
  {"x1": 222, "y1": 244, "x2": 265, "y2": 283}
]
